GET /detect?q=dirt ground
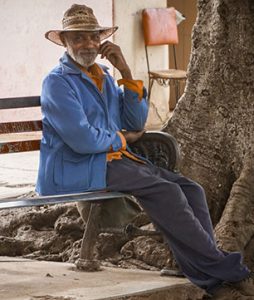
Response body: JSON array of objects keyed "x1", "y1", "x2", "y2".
[{"x1": 0, "y1": 199, "x2": 207, "y2": 300}]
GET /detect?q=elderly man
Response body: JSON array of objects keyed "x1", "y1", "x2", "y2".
[{"x1": 36, "y1": 4, "x2": 253, "y2": 298}]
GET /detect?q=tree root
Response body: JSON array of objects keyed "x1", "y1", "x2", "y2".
[{"x1": 215, "y1": 150, "x2": 254, "y2": 253}]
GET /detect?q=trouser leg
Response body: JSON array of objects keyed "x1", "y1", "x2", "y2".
[
  {"x1": 106, "y1": 158, "x2": 250, "y2": 292},
  {"x1": 151, "y1": 166, "x2": 215, "y2": 240}
]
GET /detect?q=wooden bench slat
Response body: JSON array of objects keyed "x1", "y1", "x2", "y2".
[
  {"x1": 0, "y1": 96, "x2": 40, "y2": 109},
  {"x1": 0, "y1": 120, "x2": 42, "y2": 134},
  {"x1": 0, "y1": 140, "x2": 40, "y2": 153},
  {"x1": 0, "y1": 191, "x2": 132, "y2": 209}
]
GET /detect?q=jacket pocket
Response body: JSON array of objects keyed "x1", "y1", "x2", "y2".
[{"x1": 54, "y1": 151, "x2": 90, "y2": 192}]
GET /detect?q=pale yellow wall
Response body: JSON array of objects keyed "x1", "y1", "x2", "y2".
[
  {"x1": 168, "y1": 0, "x2": 197, "y2": 71},
  {"x1": 166, "y1": 0, "x2": 196, "y2": 110},
  {"x1": 114, "y1": 0, "x2": 171, "y2": 130}
]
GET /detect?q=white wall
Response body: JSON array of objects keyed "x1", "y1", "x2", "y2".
[
  {"x1": 0, "y1": 0, "x2": 112, "y2": 98},
  {"x1": 0, "y1": 0, "x2": 113, "y2": 122},
  {"x1": 0, "y1": 0, "x2": 170, "y2": 128},
  {"x1": 113, "y1": 0, "x2": 171, "y2": 130}
]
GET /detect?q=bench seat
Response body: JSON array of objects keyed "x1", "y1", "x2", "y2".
[{"x1": 0, "y1": 96, "x2": 180, "y2": 271}]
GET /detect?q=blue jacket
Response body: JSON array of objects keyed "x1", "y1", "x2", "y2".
[{"x1": 36, "y1": 53, "x2": 148, "y2": 195}]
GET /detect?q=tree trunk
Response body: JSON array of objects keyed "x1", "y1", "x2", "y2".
[
  {"x1": 165, "y1": 0, "x2": 254, "y2": 268},
  {"x1": 215, "y1": 149, "x2": 254, "y2": 252}
]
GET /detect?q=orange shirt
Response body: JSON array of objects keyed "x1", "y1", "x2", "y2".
[{"x1": 82, "y1": 63, "x2": 145, "y2": 163}]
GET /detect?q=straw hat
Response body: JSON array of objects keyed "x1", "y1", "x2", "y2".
[{"x1": 45, "y1": 4, "x2": 118, "y2": 46}]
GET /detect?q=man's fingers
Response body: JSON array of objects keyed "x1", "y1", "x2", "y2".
[
  {"x1": 100, "y1": 41, "x2": 119, "y2": 53},
  {"x1": 122, "y1": 130, "x2": 146, "y2": 144},
  {"x1": 136, "y1": 130, "x2": 146, "y2": 137},
  {"x1": 101, "y1": 48, "x2": 115, "y2": 60},
  {"x1": 99, "y1": 42, "x2": 121, "y2": 59}
]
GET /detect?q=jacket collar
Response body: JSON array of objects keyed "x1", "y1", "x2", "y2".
[{"x1": 60, "y1": 52, "x2": 109, "y2": 77}]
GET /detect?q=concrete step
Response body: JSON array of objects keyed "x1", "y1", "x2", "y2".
[{"x1": 0, "y1": 257, "x2": 197, "y2": 300}]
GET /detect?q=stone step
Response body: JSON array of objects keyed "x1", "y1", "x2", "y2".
[{"x1": 0, "y1": 257, "x2": 204, "y2": 300}]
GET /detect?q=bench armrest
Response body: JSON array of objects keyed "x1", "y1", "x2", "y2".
[{"x1": 129, "y1": 131, "x2": 181, "y2": 172}]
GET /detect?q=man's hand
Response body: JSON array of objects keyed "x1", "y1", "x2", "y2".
[
  {"x1": 121, "y1": 130, "x2": 145, "y2": 144},
  {"x1": 99, "y1": 41, "x2": 132, "y2": 79}
]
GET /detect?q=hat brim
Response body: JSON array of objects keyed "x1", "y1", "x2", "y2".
[{"x1": 45, "y1": 26, "x2": 118, "y2": 46}]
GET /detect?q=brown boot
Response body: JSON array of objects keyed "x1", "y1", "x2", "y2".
[
  {"x1": 233, "y1": 272, "x2": 254, "y2": 297},
  {"x1": 208, "y1": 285, "x2": 254, "y2": 299}
]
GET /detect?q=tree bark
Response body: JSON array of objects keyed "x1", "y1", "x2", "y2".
[
  {"x1": 215, "y1": 149, "x2": 254, "y2": 252},
  {"x1": 165, "y1": 0, "x2": 254, "y2": 267}
]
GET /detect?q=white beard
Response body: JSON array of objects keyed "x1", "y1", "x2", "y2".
[{"x1": 68, "y1": 47, "x2": 98, "y2": 68}]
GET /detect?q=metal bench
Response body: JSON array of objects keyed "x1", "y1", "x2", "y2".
[{"x1": 0, "y1": 96, "x2": 181, "y2": 271}]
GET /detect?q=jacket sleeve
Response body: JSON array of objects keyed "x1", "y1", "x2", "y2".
[
  {"x1": 117, "y1": 80, "x2": 149, "y2": 131},
  {"x1": 41, "y1": 74, "x2": 124, "y2": 154}
]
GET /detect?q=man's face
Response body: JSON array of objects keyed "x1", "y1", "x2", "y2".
[{"x1": 62, "y1": 31, "x2": 101, "y2": 68}]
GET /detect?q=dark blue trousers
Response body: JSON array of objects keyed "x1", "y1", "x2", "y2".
[{"x1": 106, "y1": 157, "x2": 250, "y2": 293}]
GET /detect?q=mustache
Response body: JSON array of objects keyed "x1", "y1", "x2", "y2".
[{"x1": 78, "y1": 49, "x2": 98, "y2": 56}]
